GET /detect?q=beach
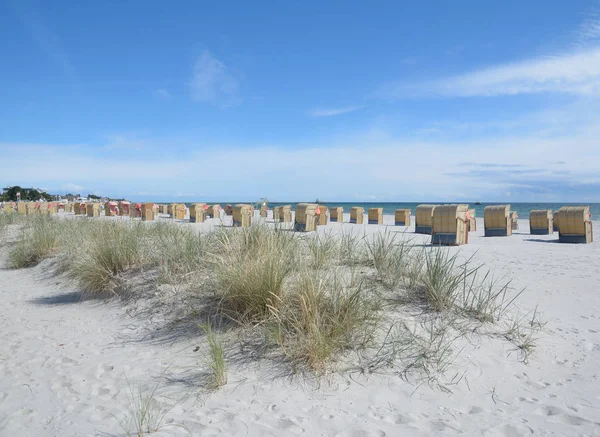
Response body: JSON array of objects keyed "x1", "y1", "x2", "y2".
[{"x1": 1, "y1": 213, "x2": 600, "y2": 436}]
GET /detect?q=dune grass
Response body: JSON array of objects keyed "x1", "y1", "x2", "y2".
[
  {"x1": 200, "y1": 323, "x2": 228, "y2": 389},
  {"x1": 207, "y1": 225, "x2": 297, "y2": 323},
  {"x1": 421, "y1": 250, "x2": 478, "y2": 312},
  {"x1": 9, "y1": 215, "x2": 62, "y2": 268},
  {"x1": 306, "y1": 230, "x2": 338, "y2": 269},
  {"x1": 3, "y1": 215, "x2": 539, "y2": 383},
  {"x1": 115, "y1": 376, "x2": 186, "y2": 437},
  {"x1": 366, "y1": 230, "x2": 412, "y2": 289},
  {"x1": 70, "y1": 221, "x2": 148, "y2": 297},
  {"x1": 269, "y1": 269, "x2": 380, "y2": 372},
  {"x1": 0, "y1": 212, "x2": 22, "y2": 239}
]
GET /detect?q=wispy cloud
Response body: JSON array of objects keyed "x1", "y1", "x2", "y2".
[
  {"x1": 380, "y1": 47, "x2": 600, "y2": 98},
  {"x1": 576, "y1": 8, "x2": 600, "y2": 45},
  {"x1": 153, "y1": 88, "x2": 171, "y2": 100},
  {"x1": 61, "y1": 183, "x2": 84, "y2": 193},
  {"x1": 2, "y1": 119, "x2": 600, "y2": 201},
  {"x1": 190, "y1": 50, "x2": 241, "y2": 107},
  {"x1": 309, "y1": 105, "x2": 365, "y2": 117}
]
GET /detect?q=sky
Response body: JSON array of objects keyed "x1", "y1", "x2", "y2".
[{"x1": 1, "y1": 0, "x2": 600, "y2": 202}]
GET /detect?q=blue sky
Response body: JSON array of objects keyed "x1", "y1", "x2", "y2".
[{"x1": 2, "y1": 0, "x2": 600, "y2": 202}]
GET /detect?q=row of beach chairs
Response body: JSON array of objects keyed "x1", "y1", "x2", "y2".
[{"x1": 2, "y1": 201, "x2": 592, "y2": 245}]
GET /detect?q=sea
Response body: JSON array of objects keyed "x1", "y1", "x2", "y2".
[{"x1": 180, "y1": 202, "x2": 600, "y2": 218}]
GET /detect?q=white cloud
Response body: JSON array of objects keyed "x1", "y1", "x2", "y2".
[
  {"x1": 309, "y1": 106, "x2": 365, "y2": 117},
  {"x1": 190, "y1": 50, "x2": 240, "y2": 107},
  {"x1": 154, "y1": 88, "x2": 171, "y2": 100},
  {"x1": 382, "y1": 47, "x2": 600, "y2": 98},
  {"x1": 61, "y1": 183, "x2": 83, "y2": 193},
  {"x1": 576, "y1": 10, "x2": 600, "y2": 44},
  {"x1": 2, "y1": 123, "x2": 600, "y2": 202}
]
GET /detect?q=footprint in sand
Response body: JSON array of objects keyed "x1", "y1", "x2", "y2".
[
  {"x1": 483, "y1": 423, "x2": 534, "y2": 436},
  {"x1": 334, "y1": 430, "x2": 386, "y2": 437},
  {"x1": 533, "y1": 405, "x2": 589, "y2": 426}
]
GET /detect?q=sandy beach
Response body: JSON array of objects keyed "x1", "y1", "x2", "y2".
[{"x1": 1, "y1": 213, "x2": 600, "y2": 437}]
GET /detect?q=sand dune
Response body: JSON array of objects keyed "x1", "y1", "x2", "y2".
[{"x1": 1, "y1": 215, "x2": 599, "y2": 436}]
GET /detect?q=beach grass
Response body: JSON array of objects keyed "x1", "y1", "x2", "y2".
[
  {"x1": 268, "y1": 268, "x2": 380, "y2": 372},
  {"x1": 207, "y1": 225, "x2": 297, "y2": 323},
  {"x1": 5, "y1": 214, "x2": 538, "y2": 382},
  {"x1": 201, "y1": 323, "x2": 228, "y2": 389}
]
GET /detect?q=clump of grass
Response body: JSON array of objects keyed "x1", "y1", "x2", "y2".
[
  {"x1": 208, "y1": 225, "x2": 297, "y2": 323},
  {"x1": 8, "y1": 215, "x2": 62, "y2": 268},
  {"x1": 0, "y1": 212, "x2": 22, "y2": 239},
  {"x1": 305, "y1": 231, "x2": 338, "y2": 269},
  {"x1": 460, "y1": 273, "x2": 522, "y2": 323},
  {"x1": 70, "y1": 221, "x2": 147, "y2": 297},
  {"x1": 337, "y1": 229, "x2": 365, "y2": 266},
  {"x1": 366, "y1": 231, "x2": 412, "y2": 289},
  {"x1": 269, "y1": 269, "x2": 380, "y2": 373},
  {"x1": 404, "y1": 247, "x2": 425, "y2": 291},
  {"x1": 504, "y1": 306, "x2": 543, "y2": 364},
  {"x1": 396, "y1": 318, "x2": 464, "y2": 392},
  {"x1": 200, "y1": 323, "x2": 227, "y2": 389},
  {"x1": 115, "y1": 376, "x2": 185, "y2": 437},
  {"x1": 422, "y1": 250, "x2": 478, "y2": 312},
  {"x1": 149, "y1": 222, "x2": 208, "y2": 283}
]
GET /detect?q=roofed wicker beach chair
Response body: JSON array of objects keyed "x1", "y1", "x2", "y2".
[
  {"x1": 329, "y1": 207, "x2": 343, "y2": 222},
  {"x1": 553, "y1": 211, "x2": 559, "y2": 232},
  {"x1": 142, "y1": 202, "x2": 155, "y2": 221},
  {"x1": 556, "y1": 206, "x2": 593, "y2": 244},
  {"x1": 118, "y1": 201, "x2": 130, "y2": 216},
  {"x1": 73, "y1": 202, "x2": 81, "y2": 215},
  {"x1": 17, "y1": 202, "x2": 27, "y2": 215},
  {"x1": 260, "y1": 204, "x2": 268, "y2": 218},
  {"x1": 233, "y1": 204, "x2": 252, "y2": 227},
  {"x1": 350, "y1": 206, "x2": 364, "y2": 224},
  {"x1": 105, "y1": 201, "x2": 118, "y2": 216},
  {"x1": 294, "y1": 203, "x2": 318, "y2": 231},
  {"x1": 207, "y1": 204, "x2": 221, "y2": 219},
  {"x1": 77, "y1": 203, "x2": 87, "y2": 216},
  {"x1": 190, "y1": 203, "x2": 208, "y2": 223},
  {"x1": 2, "y1": 202, "x2": 15, "y2": 214},
  {"x1": 37, "y1": 203, "x2": 50, "y2": 215},
  {"x1": 484, "y1": 205, "x2": 511, "y2": 237},
  {"x1": 432, "y1": 204, "x2": 469, "y2": 245},
  {"x1": 368, "y1": 207, "x2": 383, "y2": 225},
  {"x1": 394, "y1": 209, "x2": 411, "y2": 226},
  {"x1": 86, "y1": 203, "x2": 101, "y2": 218},
  {"x1": 317, "y1": 205, "x2": 328, "y2": 226},
  {"x1": 225, "y1": 204, "x2": 233, "y2": 216},
  {"x1": 63, "y1": 203, "x2": 73, "y2": 213},
  {"x1": 529, "y1": 210, "x2": 553, "y2": 235},
  {"x1": 273, "y1": 205, "x2": 292, "y2": 223},
  {"x1": 415, "y1": 204, "x2": 438, "y2": 234},
  {"x1": 26, "y1": 202, "x2": 36, "y2": 215}
]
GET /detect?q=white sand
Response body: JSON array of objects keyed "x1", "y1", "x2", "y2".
[{"x1": 1, "y1": 214, "x2": 600, "y2": 436}]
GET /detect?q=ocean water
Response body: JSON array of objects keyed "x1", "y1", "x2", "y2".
[{"x1": 184, "y1": 202, "x2": 600, "y2": 218}]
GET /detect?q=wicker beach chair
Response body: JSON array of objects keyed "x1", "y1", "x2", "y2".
[{"x1": 484, "y1": 205, "x2": 511, "y2": 237}]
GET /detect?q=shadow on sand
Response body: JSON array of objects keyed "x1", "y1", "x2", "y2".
[
  {"x1": 29, "y1": 290, "x2": 108, "y2": 306},
  {"x1": 524, "y1": 238, "x2": 560, "y2": 244}
]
